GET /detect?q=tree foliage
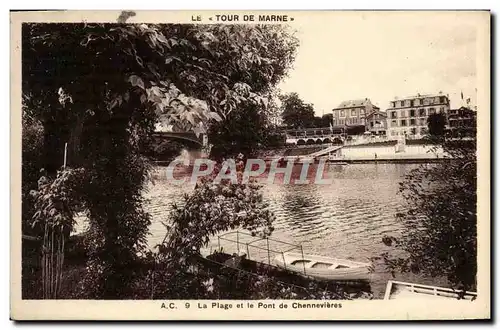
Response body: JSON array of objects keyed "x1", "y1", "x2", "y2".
[
  {"x1": 382, "y1": 124, "x2": 477, "y2": 292},
  {"x1": 427, "y1": 112, "x2": 447, "y2": 137},
  {"x1": 279, "y1": 92, "x2": 315, "y2": 129},
  {"x1": 157, "y1": 161, "x2": 276, "y2": 270},
  {"x1": 313, "y1": 114, "x2": 333, "y2": 128},
  {"x1": 22, "y1": 23, "x2": 299, "y2": 298},
  {"x1": 22, "y1": 113, "x2": 45, "y2": 235},
  {"x1": 208, "y1": 103, "x2": 284, "y2": 160}
]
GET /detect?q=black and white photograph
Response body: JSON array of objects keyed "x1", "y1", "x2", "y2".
[{"x1": 11, "y1": 10, "x2": 490, "y2": 320}]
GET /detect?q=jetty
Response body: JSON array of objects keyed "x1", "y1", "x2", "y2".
[
  {"x1": 299, "y1": 138, "x2": 448, "y2": 164},
  {"x1": 203, "y1": 231, "x2": 373, "y2": 293},
  {"x1": 384, "y1": 280, "x2": 477, "y2": 301}
]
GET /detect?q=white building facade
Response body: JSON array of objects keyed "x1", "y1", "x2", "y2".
[{"x1": 386, "y1": 93, "x2": 450, "y2": 138}]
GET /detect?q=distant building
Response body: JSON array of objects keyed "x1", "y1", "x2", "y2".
[
  {"x1": 446, "y1": 106, "x2": 476, "y2": 138},
  {"x1": 365, "y1": 109, "x2": 387, "y2": 136},
  {"x1": 386, "y1": 93, "x2": 450, "y2": 138},
  {"x1": 331, "y1": 98, "x2": 379, "y2": 133}
]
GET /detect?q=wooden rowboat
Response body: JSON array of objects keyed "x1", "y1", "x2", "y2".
[{"x1": 273, "y1": 252, "x2": 371, "y2": 281}]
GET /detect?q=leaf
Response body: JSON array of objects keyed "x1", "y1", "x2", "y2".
[
  {"x1": 129, "y1": 75, "x2": 145, "y2": 90},
  {"x1": 109, "y1": 98, "x2": 118, "y2": 110},
  {"x1": 169, "y1": 38, "x2": 178, "y2": 47},
  {"x1": 156, "y1": 33, "x2": 168, "y2": 45},
  {"x1": 261, "y1": 97, "x2": 269, "y2": 109},
  {"x1": 208, "y1": 112, "x2": 222, "y2": 122},
  {"x1": 165, "y1": 57, "x2": 174, "y2": 65},
  {"x1": 193, "y1": 124, "x2": 204, "y2": 138},
  {"x1": 186, "y1": 112, "x2": 195, "y2": 125},
  {"x1": 140, "y1": 94, "x2": 147, "y2": 104},
  {"x1": 150, "y1": 86, "x2": 162, "y2": 97}
]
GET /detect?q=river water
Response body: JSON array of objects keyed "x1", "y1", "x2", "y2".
[{"x1": 144, "y1": 162, "x2": 449, "y2": 298}]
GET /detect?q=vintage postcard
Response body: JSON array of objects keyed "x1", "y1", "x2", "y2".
[{"x1": 10, "y1": 10, "x2": 490, "y2": 320}]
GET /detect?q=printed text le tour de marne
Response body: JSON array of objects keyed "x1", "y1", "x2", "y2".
[{"x1": 191, "y1": 14, "x2": 294, "y2": 22}]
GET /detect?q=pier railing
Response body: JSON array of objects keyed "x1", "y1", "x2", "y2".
[
  {"x1": 217, "y1": 230, "x2": 308, "y2": 276},
  {"x1": 197, "y1": 253, "x2": 313, "y2": 298}
]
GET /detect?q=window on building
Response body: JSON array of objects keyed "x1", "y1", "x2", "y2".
[
  {"x1": 332, "y1": 120, "x2": 337, "y2": 126},
  {"x1": 391, "y1": 111, "x2": 397, "y2": 119},
  {"x1": 416, "y1": 99, "x2": 421, "y2": 105},
  {"x1": 401, "y1": 110, "x2": 407, "y2": 117},
  {"x1": 429, "y1": 108, "x2": 436, "y2": 115},
  {"x1": 410, "y1": 109, "x2": 415, "y2": 117},
  {"x1": 392, "y1": 102, "x2": 396, "y2": 108},
  {"x1": 440, "y1": 107, "x2": 444, "y2": 113},
  {"x1": 400, "y1": 100, "x2": 405, "y2": 107},
  {"x1": 410, "y1": 128, "x2": 416, "y2": 135},
  {"x1": 361, "y1": 118, "x2": 365, "y2": 124},
  {"x1": 391, "y1": 120, "x2": 397, "y2": 127},
  {"x1": 340, "y1": 110, "x2": 345, "y2": 117},
  {"x1": 440, "y1": 96, "x2": 446, "y2": 103},
  {"x1": 410, "y1": 119, "x2": 416, "y2": 125},
  {"x1": 419, "y1": 118, "x2": 426, "y2": 126},
  {"x1": 351, "y1": 109, "x2": 356, "y2": 116},
  {"x1": 360, "y1": 108, "x2": 365, "y2": 114},
  {"x1": 410, "y1": 100, "x2": 414, "y2": 107},
  {"x1": 419, "y1": 108, "x2": 426, "y2": 116},
  {"x1": 401, "y1": 120, "x2": 407, "y2": 127}
]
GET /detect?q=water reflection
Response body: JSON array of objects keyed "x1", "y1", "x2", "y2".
[{"x1": 280, "y1": 185, "x2": 322, "y2": 227}]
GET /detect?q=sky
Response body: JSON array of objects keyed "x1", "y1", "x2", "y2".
[{"x1": 277, "y1": 12, "x2": 483, "y2": 116}]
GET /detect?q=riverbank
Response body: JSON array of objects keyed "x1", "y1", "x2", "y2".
[
  {"x1": 328, "y1": 158, "x2": 444, "y2": 164},
  {"x1": 260, "y1": 140, "x2": 444, "y2": 163},
  {"x1": 257, "y1": 143, "x2": 446, "y2": 164},
  {"x1": 21, "y1": 234, "x2": 368, "y2": 300},
  {"x1": 152, "y1": 140, "x2": 443, "y2": 167}
]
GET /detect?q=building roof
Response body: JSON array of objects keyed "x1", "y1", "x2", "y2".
[
  {"x1": 451, "y1": 106, "x2": 476, "y2": 112},
  {"x1": 366, "y1": 110, "x2": 387, "y2": 118},
  {"x1": 391, "y1": 93, "x2": 448, "y2": 101},
  {"x1": 334, "y1": 98, "x2": 373, "y2": 109}
]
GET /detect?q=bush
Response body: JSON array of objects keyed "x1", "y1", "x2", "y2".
[{"x1": 381, "y1": 133, "x2": 477, "y2": 292}]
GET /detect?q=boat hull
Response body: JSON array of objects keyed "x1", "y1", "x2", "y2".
[{"x1": 273, "y1": 252, "x2": 371, "y2": 281}]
